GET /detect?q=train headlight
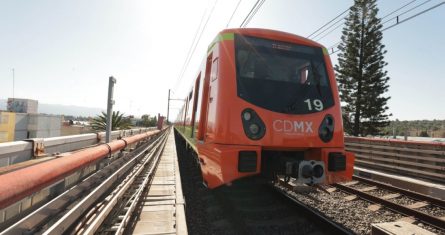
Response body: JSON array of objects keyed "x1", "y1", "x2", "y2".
[
  {"x1": 319, "y1": 114, "x2": 334, "y2": 142},
  {"x1": 249, "y1": 123, "x2": 259, "y2": 134},
  {"x1": 243, "y1": 111, "x2": 252, "y2": 121},
  {"x1": 241, "y1": 108, "x2": 266, "y2": 140}
]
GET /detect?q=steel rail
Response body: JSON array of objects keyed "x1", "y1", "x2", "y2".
[
  {"x1": 353, "y1": 175, "x2": 445, "y2": 208},
  {"x1": 86, "y1": 131, "x2": 168, "y2": 234},
  {"x1": 0, "y1": 130, "x2": 160, "y2": 210},
  {"x1": 333, "y1": 182, "x2": 445, "y2": 230},
  {"x1": 41, "y1": 130, "x2": 169, "y2": 235}
]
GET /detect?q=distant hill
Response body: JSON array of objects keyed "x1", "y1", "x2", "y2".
[{"x1": 0, "y1": 99, "x2": 103, "y2": 117}]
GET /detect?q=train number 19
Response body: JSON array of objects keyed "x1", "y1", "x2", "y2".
[{"x1": 304, "y1": 99, "x2": 323, "y2": 111}]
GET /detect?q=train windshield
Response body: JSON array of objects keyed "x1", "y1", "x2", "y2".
[{"x1": 235, "y1": 35, "x2": 334, "y2": 114}]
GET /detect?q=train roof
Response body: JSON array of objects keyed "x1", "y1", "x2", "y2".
[{"x1": 212, "y1": 28, "x2": 326, "y2": 49}]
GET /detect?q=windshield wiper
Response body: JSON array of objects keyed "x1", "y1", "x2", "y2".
[{"x1": 310, "y1": 60, "x2": 322, "y2": 95}]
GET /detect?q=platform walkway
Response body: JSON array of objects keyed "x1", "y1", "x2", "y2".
[{"x1": 132, "y1": 130, "x2": 187, "y2": 235}]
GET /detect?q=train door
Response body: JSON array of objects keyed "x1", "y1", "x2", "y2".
[
  {"x1": 197, "y1": 55, "x2": 213, "y2": 142},
  {"x1": 205, "y1": 57, "x2": 219, "y2": 142}
]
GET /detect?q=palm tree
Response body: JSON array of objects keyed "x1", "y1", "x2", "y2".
[{"x1": 91, "y1": 111, "x2": 131, "y2": 131}]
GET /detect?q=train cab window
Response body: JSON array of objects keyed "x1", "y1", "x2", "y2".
[
  {"x1": 211, "y1": 58, "x2": 219, "y2": 81},
  {"x1": 235, "y1": 35, "x2": 334, "y2": 114}
]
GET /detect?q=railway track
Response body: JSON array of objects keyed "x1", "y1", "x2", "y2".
[
  {"x1": 332, "y1": 175, "x2": 445, "y2": 231},
  {"x1": 1, "y1": 129, "x2": 169, "y2": 235},
  {"x1": 70, "y1": 131, "x2": 169, "y2": 235},
  {"x1": 174, "y1": 132, "x2": 351, "y2": 235},
  {"x1": 273, "y1": 180, "x2": 353, "y2": 235},
  {"x1": 211, "y1": 178, "x2": 353, "y2": 234},
  {"x1": 275, "y1": 174, "x2": 445, "y2": 234}
]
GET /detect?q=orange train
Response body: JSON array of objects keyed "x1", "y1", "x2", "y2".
[{"x1": 175, "y1": 28, "x2": 354, "y2": 189}]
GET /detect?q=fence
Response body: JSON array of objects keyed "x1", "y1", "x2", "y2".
[{"x1": 345, "y1": 137, "x2": 445, "y2": 184}]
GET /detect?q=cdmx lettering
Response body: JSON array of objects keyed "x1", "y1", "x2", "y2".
[{"x1": 272, "y1": 120, "x2": 313, "y2": 133}]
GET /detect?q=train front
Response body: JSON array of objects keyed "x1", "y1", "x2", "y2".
[{"x1": 201, "y1": 28, "x2": 354, "y2": 188}]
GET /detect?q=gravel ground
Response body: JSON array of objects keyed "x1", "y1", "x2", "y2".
[
  {"x1": 389, "y1": 195, "x2": 419, "y2": 206},
  {"x1": 278, "y1": 183, "x2": 445, "y2": 235},
  {"x1": 418, "y1": 205, "x2": 445, "y2": 217},
  {"x1": 367, "y1": 188, "x2": 392, "y2": 197},
  {"x1": 346, "y1": 184, "x2": 445, "y2": 222},
  {"x1": 278, "y1": 185, "x2": 402, "y2": 235}
]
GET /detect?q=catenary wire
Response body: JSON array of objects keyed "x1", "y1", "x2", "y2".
[
  {"x1": 322, "y1": 0, "x2": 420, "y2": 51},
  {"x1": 307, "y1": 8, "x2": 349, "y2": 39},
  {"x1": 174, "y1": 0, "x2": 219, "y2": 91},
  {"x1": 329, "y1": 1, "x2": 444, "y2": 55},
  {"x1": 239, "y1": 0, "x2": 265, "y2": 27},
  {"x1": 328, "y1": 0, "x2": 442, "y2": 54},
  {"x1": 242, "y1": 0, "x2": 266, "y2": 27},
  {"x1": 226, "y1": 0, "x2": 243, "y2": 28}
]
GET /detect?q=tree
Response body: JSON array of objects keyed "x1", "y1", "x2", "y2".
[
  {"x1": 335, "y1": 0, "x2": 390, "y2": 136},
  {"x1": 419, "y1": 131, "x2": 429, "y2": 137},
  {"x1": 138, "y1": 114, "x2": 158, "y2": 127},
  {"x1": 91, "y1": 111, "x2": 131, "y2": 131}
]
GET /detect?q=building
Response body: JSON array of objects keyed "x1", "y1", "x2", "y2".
[
  {"x1": 0, "y1": 111, "x2": 61, "y2": 143},
  {"x1": 0, "y1": 112, "x2": 16, "y2": 142},
  {"x1": 7, "y1": 98, "x2": 38, "y2": 113}
]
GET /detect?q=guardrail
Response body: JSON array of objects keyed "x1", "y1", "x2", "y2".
[
  {"x1": 0, "y1": 128, "x2": 157, "y2": 168},
  {"x1": 0, "y1": 127, "x2": 166, "y2": 227},
  {"x1": 345, "y1": 137, "x2": 445, "y2": 184}
]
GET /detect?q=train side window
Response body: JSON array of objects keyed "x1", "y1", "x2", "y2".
[
  {"x1": 191, "y1": 75, "x2": 201, "y2": 138},
  {"x1": 211, "y1": 58, "x2": 219, "y2": 81}
]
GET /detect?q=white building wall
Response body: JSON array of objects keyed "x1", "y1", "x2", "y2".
[{"x1": 13, "y1": 114, "x2": 61, "y2": 140}]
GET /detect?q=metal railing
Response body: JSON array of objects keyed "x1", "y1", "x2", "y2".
[
  {"x1": 345, "y1": 137, "x2": 445, "y2": 184},
  {"x1": 0, "y1": 128, "x2": 162, "y2": 228},
  {"x1": 0, "y1": 128, "x2": 157, "y2": 168}
]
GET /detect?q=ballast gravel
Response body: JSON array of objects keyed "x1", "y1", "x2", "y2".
[{"x1": 277, "y1": 184, "x2": 445, "y2": 235}]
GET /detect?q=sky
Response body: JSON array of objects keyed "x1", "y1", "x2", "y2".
[{"x1": 0, "y1": 0, "x2": 444, "y2": 121}]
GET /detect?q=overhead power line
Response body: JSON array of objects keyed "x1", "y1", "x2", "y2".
[
  {"x1": 327, "y1": 0, "x2": 420, "y2": 51},
  {"x1": 382, "y1": 1, "x2": 444, "y2": 31},
  {"x1": 380, "y1": 0, "x2": 417, "y2": 20},
  {"x1": 311, "y1": 17, "x2": 346, "y2": 42},
  {"x1": 173, "y1": 0, "x2": 219, "y2": 91},
  {"x1": 240, "y1": 0, "x2": 266, "y2": 27},
  {"x1": 174, "y1": 10, "x2": 208, "y2": 90},
  {"x1": 226, "y1": 0, "x2": 243, "y2": 28},
  {"x1": 327, "y1": 0, "x2": 444, "y2": 55},
  {"x1": 307, "y1": 8, "x2": 349, "y2": 39},
  {"x1": 314, "y1": 0, "x2": 419, "y2": 45},
  {"x1": 382, "y1": 0, "x2": 432, "y2": 25}
]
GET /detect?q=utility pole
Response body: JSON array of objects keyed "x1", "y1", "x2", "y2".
[
  {"x1": 12, "y1": 68, "x2": 15, "y2": 100},
  {"x1": 106, "y1": 76, "x2": 116, "y2": 143},
  {"x1": 167, "y1": 89, "x2": 170, "y2": 124},
  {"x1": 166, "y1": 89, "x2": 187, "y2": 125}
]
